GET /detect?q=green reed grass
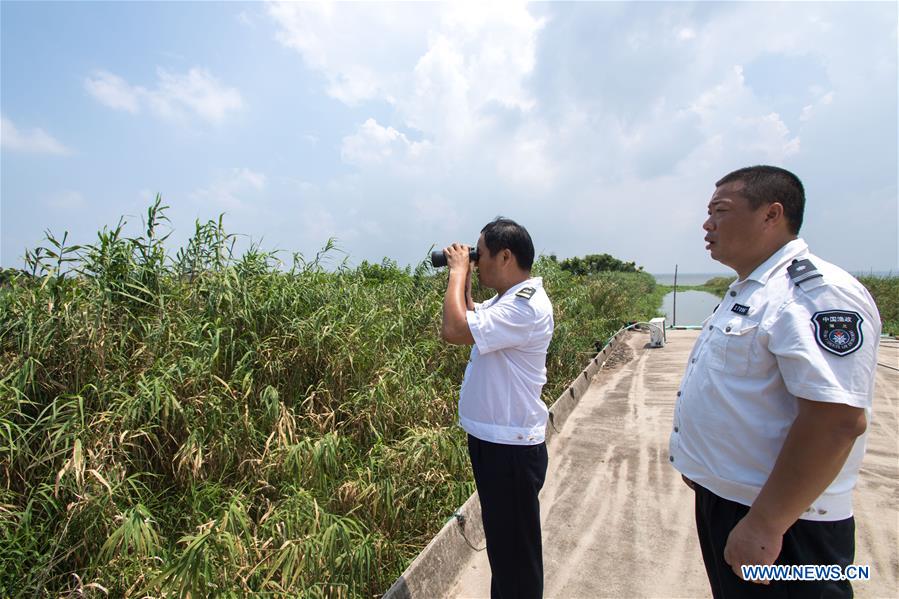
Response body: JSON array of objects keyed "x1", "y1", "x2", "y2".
[
  {"x1": 0, "y1": 197, "x2": 663, "y2": 597},
  {"x1": 697, "y1": 276, "x2": 737, "y2": 296},
  {"x1": 857, "y1": 274, "x2": 899, "y2": 336}
]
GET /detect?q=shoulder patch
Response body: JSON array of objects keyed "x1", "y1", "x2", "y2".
[
  {"x1": 788, "y1": 259, "x2": 823, "y2": 287},
  {"x1": 812, "y1": 310, "x2": 864, "y2": 356},
  {"x1": 515, "y1": 287, "x2": 536, "y2": 300}
]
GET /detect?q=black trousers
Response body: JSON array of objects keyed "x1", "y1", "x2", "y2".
[
  {"x1": 468, "y1": 434, "x2": 548, "y2": 599},
  {"x1": 694, "y1": 483, "x2": 855, "y2": 599}
]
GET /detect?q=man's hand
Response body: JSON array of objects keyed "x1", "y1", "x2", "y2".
[
  {"x1": 723, "y1": 514, "x2": 783, "y2": 584},
  {"x1": 721, "y1": 398, "x2": 866, "y2": 584},
  {"x1": 444, "y1": 243, "x2": 472, "y2": 273},
  {"x1": 441, "y1": 243, "x2": 475, "y2": 345}
]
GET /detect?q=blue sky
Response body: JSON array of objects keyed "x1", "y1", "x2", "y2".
[{"x1": 2, "y1": 1, "x2": 897, "y2": 274}]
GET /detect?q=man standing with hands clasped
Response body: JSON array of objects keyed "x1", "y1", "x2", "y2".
[
  {"x1": 670, "y1": 166, "x2": 881, "y2": 598},
  {"x1": 441, "y1": 217, "x2": 554, "y2": 599}
]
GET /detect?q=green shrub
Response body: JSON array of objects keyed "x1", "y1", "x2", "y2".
[
  {"x1": 557, "y1": 253, "x2": 642, "y2": 275},
  {"x1": 858, "y1": 274, "x2": 899, "y2": 336}
]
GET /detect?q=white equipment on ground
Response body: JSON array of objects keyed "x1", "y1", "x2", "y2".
[{"x1": 648, "y1": 317, "x2": 667, "y2": 348}]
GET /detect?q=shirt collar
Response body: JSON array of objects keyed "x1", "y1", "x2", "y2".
[{"x1": 736, "y1": 238, "x2": 808, "y2": 287}]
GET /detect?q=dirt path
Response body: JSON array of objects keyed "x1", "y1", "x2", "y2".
[{"x1": 449, "y1": 329, "x2": 898, "y2": 598}]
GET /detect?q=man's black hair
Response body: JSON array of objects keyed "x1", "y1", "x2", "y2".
[
  {"x1": 480, "y1": 217, "x2": 535, "y2": 271},
  {"x1": 716, "y1": 165, "x2": 805, "y2": 234}
]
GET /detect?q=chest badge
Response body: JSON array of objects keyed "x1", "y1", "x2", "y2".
[
  {"x1": 731, "y1": 303, "x2": 750, "y2": 315},
  {"x1": 812, "y1": 310, "x2": 864, "y2": 356}
]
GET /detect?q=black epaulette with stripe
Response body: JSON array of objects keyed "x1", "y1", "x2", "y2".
[
  {"x1": 787, "y1": 259, "x2": 823, "y2": 287},
  {"x1": 515, "y1": 287, "x2": 536, "y2": 300}
]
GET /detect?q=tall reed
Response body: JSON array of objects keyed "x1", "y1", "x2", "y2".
[{"x1": 0, "y1": 198, "x2": 663, "y2": 596}]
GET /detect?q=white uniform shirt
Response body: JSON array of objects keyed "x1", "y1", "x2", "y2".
[
  {"x1": 459, "y1": 277, "x2": 554, "y2": 445},
  {"x1": 669, "y1": 238, "x2": 881, "y2": 521}
]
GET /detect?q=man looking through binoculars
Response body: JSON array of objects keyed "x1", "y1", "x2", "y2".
[{"x1": 440, "y1": 217, "x2": 554, "y2": 599}]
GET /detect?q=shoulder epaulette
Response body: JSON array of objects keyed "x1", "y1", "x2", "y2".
[
  {"x1": 515, "y1": 287, "x2": 536, "y2": 300},
  {"x1": 787, "y1": 259, "x2": 823, "y2": 287}
]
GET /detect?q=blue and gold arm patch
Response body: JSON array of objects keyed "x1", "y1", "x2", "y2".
[{"x1": 812, "y1": 310, "x2": 864, "y2": 356}]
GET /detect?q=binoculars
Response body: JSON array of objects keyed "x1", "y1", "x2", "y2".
[{"x1": 431, "y1": 248, "x2": 479, "y2": 268}]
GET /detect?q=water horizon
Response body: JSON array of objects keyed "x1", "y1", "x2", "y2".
[
  {"x1": 652, "y1": 270, "x2": 895, "y2": 286},
  {"x1": 651, "y1": 272, "x2": 731, "y2": 286}
]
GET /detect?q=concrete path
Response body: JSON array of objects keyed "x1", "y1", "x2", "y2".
[{"x1": 448, "y1": 329, "x2": 899, "y2": 598}]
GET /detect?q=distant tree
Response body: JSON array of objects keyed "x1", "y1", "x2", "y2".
[
  {"x1": 0, "y1": 268, "x2": 32, "y2": 287},
  {"x1": 559, "y1": 253, "x2": 642, "y2": 275},
  {"x1": 356, "y1": 258, "x2": 409, "y2": 284}
]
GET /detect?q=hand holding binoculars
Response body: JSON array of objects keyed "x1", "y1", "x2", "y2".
[{"x1": 431, "y1": 248, "x2": 479, "y2": 268}]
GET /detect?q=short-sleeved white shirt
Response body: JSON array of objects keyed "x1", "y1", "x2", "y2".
[
  {"x1": 669, "y1": 238, "x2": 881, "y2": 521},
  {"x1": 459, "y1": 277, "x2": 554, "y2": 445}
]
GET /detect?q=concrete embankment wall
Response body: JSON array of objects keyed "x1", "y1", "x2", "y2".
[{"x1": 383, "y1": 328, "x2": 629, "y2": 599}]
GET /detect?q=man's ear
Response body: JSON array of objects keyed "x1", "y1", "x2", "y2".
[{"x1": 765, "y1": 202, "x2": 785, "y2": 225}]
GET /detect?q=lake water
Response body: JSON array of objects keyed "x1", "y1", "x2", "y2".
[
  {"x1": 660, "y1": 289, "x2": 721, "y2": 326},
  {"x1": 651, "y1": 272, "x2": 732, "y2": 286},
  {"x1": 651, "y1": 273, "x2": 725, "y2": 326},
  {"x1": 652, "y1": 270, "x2": 895, "y2": 327},
  {"x1": 653, "y1": 271, "x2": 895, "y2": 286}
]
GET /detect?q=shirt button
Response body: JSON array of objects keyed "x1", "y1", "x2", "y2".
[
  {"x1": 677, "y1": 391, "x2": 682, "y2": 397},
  {"x1": 725, "y1": 326, "x2": 732, "y2": 332},
  {"x1": 708, "y1": 325, "x2": 713, "y2": 330},
  {"x1": 674, "y1": 426, "x2": 679, "y2": 432},
  {"x1": 730, "y1": 291, "x2": 737, "y2": 297},
  {"x1": 691, "y1": 358, "x2": 696, "y2": 364},
  {"x1": 669, "y1": 456, "x2": 674, "y2": 462},
  {"x1": 517, "y1": 435, "x2": 523, "y2": 440}
]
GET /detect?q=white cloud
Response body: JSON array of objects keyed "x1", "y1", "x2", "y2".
[
  {"x1": 150, "y1": 68, "x2": 243, "y2": 124},
  {"x1": 46, "y1": 190, "x2": 86, "y2": 210},
  {"x1": 495, "y1": 125, "x2": 558, "y2": 188},
  {"x1": 268, "y1": 1, "x2": 542, "y2": 140},
  {"x1": 236, "y1": 9, "x2": 262, "y2": 29},
  {"x1": 740, "y1": 113, "x2": 801, "y2": 158},
  {"x1": 85, "y1": 67, "x2": 243, "y2": 124},
  {"x1": 341, "y1": 118, "x2": 430, "y2": 167},
  {"x1": 676, "y1": 66, "x2": 800, "y2": 169},
  {"x1": 800, "y1": 90, "x2": 834, "y2": 122},
  {"x1": 2, "y1": 2, "x2": 894, "y2": 274},
  {"x1": 190, "y1": 168, "x2": 267, "y2": 210},
  {"x1": 84, "y1": 70, "x2": 142, "y2": 113},
  {"x1": 255, "y1": 2, "x2": 894, "y2": 273},
  {"x1": 1, "y1": 116, "x2": 70, "y2": 154},
  {"x1": 268, "y1": 1, "x2": 436, "y2": 106}
]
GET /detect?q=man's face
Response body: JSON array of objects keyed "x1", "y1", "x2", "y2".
[
  {"x1": 703, "y1": 181, "x2": 770, "y2": 274},
  {"x1": 475, "y1": 233, "x2": 495, "y2": 288}
]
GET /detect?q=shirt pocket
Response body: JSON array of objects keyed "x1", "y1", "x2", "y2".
[{"x1": 708, "y1": 316, "x2": 759, "y2": 376}]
